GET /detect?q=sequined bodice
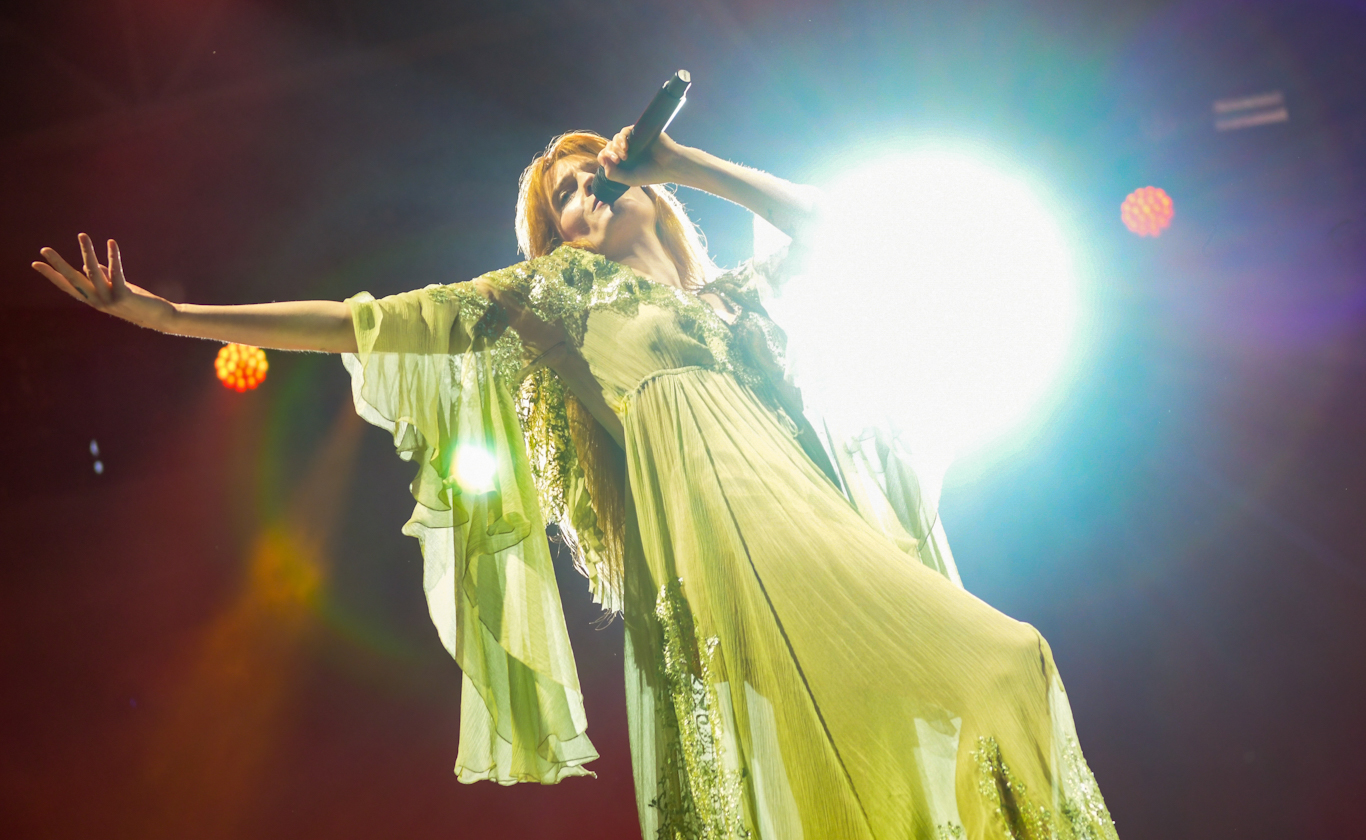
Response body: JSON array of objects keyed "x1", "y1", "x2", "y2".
[{"x1": 471, "y1": 245, "x2": 796, "y2": 426}]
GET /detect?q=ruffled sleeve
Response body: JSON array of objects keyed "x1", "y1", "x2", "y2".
[{"x1": 342, "y1": 279, "x2": 598, "y2": 784}]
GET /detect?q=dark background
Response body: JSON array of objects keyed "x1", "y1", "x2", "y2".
[{"x1": 3, "y1": 1, "x2": 1365, "y2": 838}]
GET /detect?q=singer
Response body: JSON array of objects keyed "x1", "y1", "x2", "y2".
[{"x1": 31, "y1": 123, "x2": 1119, "y2": 839}]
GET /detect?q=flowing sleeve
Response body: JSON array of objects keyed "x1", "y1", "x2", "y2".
[
  {"x1": 342, "y1": 279, "x2": 598, "y2": 784},
  {"x1": 824, "y1": 425, "x2": 964, "y2": 586},
  {"x1": 729, "y1": 212, "x2": 816, "y2": 300}
]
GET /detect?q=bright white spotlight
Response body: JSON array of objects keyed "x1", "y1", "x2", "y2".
[
  {"x1": 452, "y1": 444, "x2": 497, "y2": 493},
  {"x1": 765, "y1": 148, "x2": 1080, "y2": 465}
]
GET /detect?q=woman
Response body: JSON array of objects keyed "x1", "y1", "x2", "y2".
[{"x1": 32, "y1": 127, "x2": 1119, "y2": 840}]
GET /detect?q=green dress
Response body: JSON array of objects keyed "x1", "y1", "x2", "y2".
[{"x1": 342, "y1": 245, "x2": 1119, "y2": 840}]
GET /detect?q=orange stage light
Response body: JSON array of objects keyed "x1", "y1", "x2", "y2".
[
  {"x1": 1121, "y1": 186, "x2": 1174, "y2": 237},
  {"x1": 214, "y1": 343, "x2": 269, "y2": 392}
]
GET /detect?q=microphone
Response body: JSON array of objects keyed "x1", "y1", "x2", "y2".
[{"x1": 591, "y1": 70, "x2": 692, "y2": 206}]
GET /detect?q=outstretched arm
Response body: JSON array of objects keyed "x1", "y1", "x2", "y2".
[
  {"x1": 32, "y1": 234, "x2": 356, "y2": 353},
  {"x1": 598, "y1": 129, "x2": 821, "y2": 238}
]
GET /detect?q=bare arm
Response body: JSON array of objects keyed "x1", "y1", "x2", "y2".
[
  {"x1": 669, "y1": 144, "x2": 820, "y2": 237},
  {"x1": 32, "y1": 234, "x2": 356, "y2": 353},
  {"x1": 164, "y1": 300, "x2": 355, "y2": 353},
  {"x1": 598, "y1": 129, "x2": 821, "y2": 238}
]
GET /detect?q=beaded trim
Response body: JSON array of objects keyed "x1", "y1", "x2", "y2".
[
  {"x1": 973, "y1": 736, "x2": 1119, "y2": 840},
  {"x1": 649, "y1": 579, "x2": 751, "y2": 840}
]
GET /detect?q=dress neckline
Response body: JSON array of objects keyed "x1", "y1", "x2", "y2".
[{"x1": 573, "y1": 247, "x2": 739, "y2": 326}]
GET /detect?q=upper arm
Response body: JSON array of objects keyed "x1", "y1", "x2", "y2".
[
  {"x1": 471, "y1": 274, "x2": 572, "y2": 357},
  {"x1": 350, "y1": 284, "x2": 491, "y2": 355}
]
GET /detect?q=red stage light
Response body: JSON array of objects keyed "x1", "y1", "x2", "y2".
[
  {"x1": 1121, "y1": 186, "x2": 1174, "y2": 237},
  {"x1": 214, "y1": 344, "x2": 269, "y2": 392}
]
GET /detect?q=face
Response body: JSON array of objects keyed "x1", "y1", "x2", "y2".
[{"x1": 546, "y1": 155, "x2": 657, "y2": 259}]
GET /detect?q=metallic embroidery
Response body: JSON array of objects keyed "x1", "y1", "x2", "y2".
[
  {"x1": 513, "y1": 367, "x2": 574, "y2": 522},
  {"x1": 973, "y1": 736, "x2": 1118, "y2": 840},
  {"x1": 478, "y1": 246, "x2": 794, "y2": 412},
  {"x1": 651, "y1": 579, "x2": 750, "y2": 840},
  {"x1": 1056, "y1": 736, "x2": 1119, "y2": 840}
]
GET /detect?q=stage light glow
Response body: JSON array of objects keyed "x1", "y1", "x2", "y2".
[
  {"x1": 214, "y1": 343, "x2": 269, "y2": 391},
  {"x1": 452, "y1": 445, "x2": 497, "y2": 493},
  {"x1": 764, "y1": 148, "x2": 1081, "y2": 466},
  {"x1": 1121, "y1": 186, "x2": 1174, "y2": 236}
]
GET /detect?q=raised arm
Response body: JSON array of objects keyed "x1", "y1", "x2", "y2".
[
  {"x1": 598, "y1": 129, "x2": 822, "y2": 238},
  {"x1": 32, "y1": 234, "x2": 356, "y2": 353}
]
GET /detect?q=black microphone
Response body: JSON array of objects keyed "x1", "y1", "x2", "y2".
[{"x1": 591, "y1": 70, "x2": 692, "y2": 206}]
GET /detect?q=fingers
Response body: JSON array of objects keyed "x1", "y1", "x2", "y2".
[
  {"x1": 107, "y1": 239, "x2": 127, "y2": 295},
  {"x1": 38, "y1": 243, "x2": 99, "y2": 300},
  {"x1": 600, "y1": 125, "x2": 633, "y2": 167},
  {"x1": 31, "y1": 233, "x2": 127, "y2": 308},
  {"x1": 31, "y1": 260, "x2": 91, "y2": 303},
  {"x1": 597, "y1": 154, "x2": 619, "y2": 182},
  {"x1": 78, "y1": 233, "x2": 110, "y2": 301}
]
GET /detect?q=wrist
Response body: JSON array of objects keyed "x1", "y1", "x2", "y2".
[{"x1": 148, "y1": 299, "x2": 180, "y2": 333}]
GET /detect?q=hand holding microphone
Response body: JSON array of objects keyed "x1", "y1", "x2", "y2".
[{"x1": 593, "y1": 70, "x2": 691, "y2": 206}]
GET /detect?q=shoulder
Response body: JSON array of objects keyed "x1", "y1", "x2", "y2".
[
  {"x1": 703, "y1": 250, "x2": 780, "y2": 310},
  {"x1": 705, "y1": 236, "x2": 809, "y2": 306},
  {"x1": 466, "y1": 246, "x2": 629, "y2": 346},
  {"x1": 475, "y1": 246, "x2": 613, "y2": 295}
]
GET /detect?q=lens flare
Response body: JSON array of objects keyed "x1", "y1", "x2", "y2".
[
  {"x1": 766, "y1": 148, "x2": 1081, "y2": 464},
  {"x1": 214, "y1": 343, "x2": 269, "y2": 391},
  {"x1": 453, "y1": 444, "x2": 497, "y2": 493},
  {"x1": 1120, "y1": 186, "x2": 1174, "y2": 237}
]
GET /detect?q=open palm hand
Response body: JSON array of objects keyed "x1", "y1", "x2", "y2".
[{"x1": 32, "y1": 233, "x2": 174, "y2": 329}]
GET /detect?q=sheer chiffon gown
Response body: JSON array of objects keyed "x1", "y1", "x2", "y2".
[{"x1": 341, "y1": 244, "x2": 1120, "y2": 840}]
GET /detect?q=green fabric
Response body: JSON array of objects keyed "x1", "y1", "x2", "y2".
[
  {"x1": 343, "y1": 282, "x2": 596, "y2": 784},
  {"x1": 827, "y1": 424, "x2": 964, "y2": 587},
  {"x1": 342, "y1": 246, "x2": 1120, "y2": 838}
]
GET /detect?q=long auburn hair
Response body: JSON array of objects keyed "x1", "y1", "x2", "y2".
[{"x1": 514, "y1": 132, "x2": 716, "y2": 598}]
